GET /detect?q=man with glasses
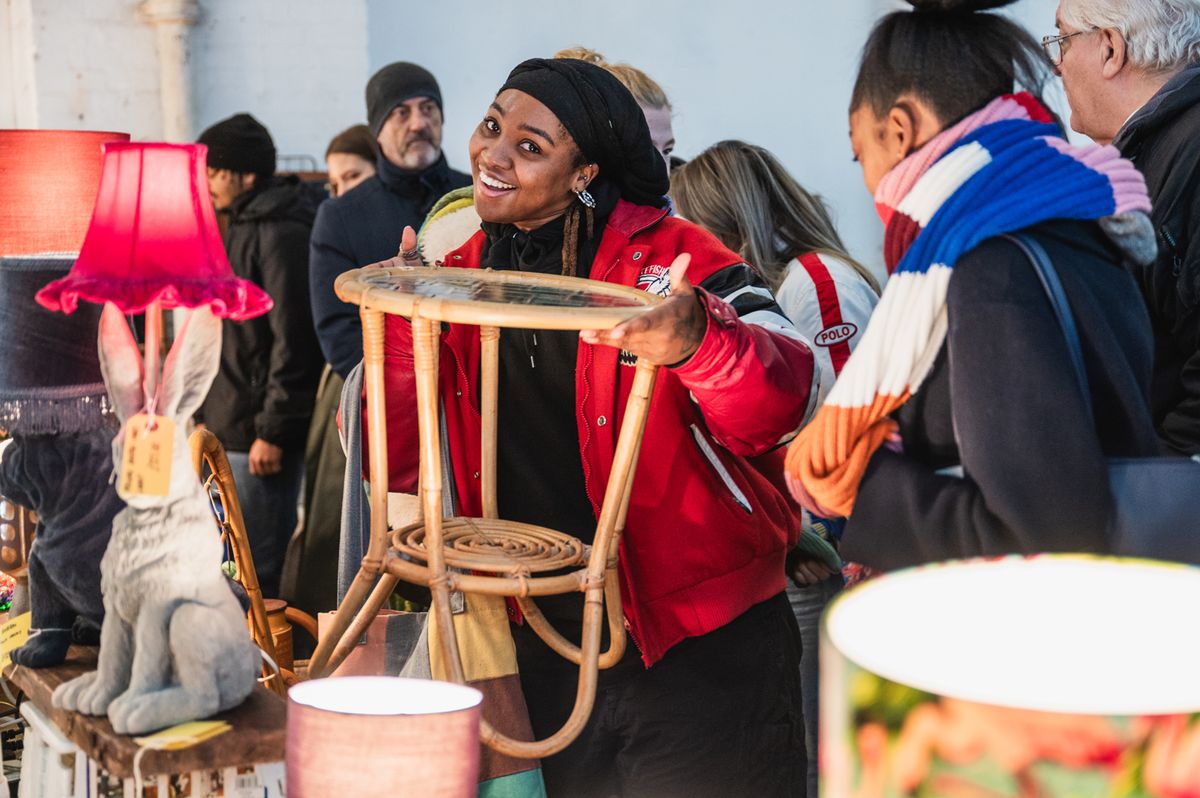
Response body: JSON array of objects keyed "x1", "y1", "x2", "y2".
[
  {"x1": 1048, "y1": 0, "x2": 1200, "y2": 455},
  {"x1": 308, "y1": 62, "x2": 471, "y2": 380}
]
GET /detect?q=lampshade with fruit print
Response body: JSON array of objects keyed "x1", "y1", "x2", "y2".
[{"x1": 822, "y1": 556, "x2": 1200, "y2": 797}]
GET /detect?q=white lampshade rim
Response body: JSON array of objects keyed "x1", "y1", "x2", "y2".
[
  {"x1": 289, "y1": 676, "x2": 483, "y2": 717},
  {"x1": 826, "y1": 554, "x2": 1200, "y2": 717}
]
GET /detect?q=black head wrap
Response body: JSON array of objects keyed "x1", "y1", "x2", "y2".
[{"x1": 498, "y1": 58, "x2": 669, "y2": 209}]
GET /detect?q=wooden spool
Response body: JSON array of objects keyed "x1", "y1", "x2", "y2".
[{"x1": 308, "y1": 266, "x2": 661, "y2": 758}]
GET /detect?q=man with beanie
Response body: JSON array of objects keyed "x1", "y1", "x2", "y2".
[
  {"x1": 309, "y1": 62, "x2": 471, "y2": 379},
  {"x1": 197, "y1": 112, "x2": 323, "y2": 597}
]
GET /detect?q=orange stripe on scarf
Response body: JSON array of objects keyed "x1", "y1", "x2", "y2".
[{"x1": 784, "y1": 391, "x2": 910, "y2": 517}]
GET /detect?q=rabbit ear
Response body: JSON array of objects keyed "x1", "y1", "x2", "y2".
[
  {"x1": 160, "y1": 305, "x2": 221, "y2": 422},
  {"x1": 98, "y1": 302, "x2": 146, "y2": 422}
]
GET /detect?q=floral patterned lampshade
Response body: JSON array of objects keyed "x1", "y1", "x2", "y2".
[
  {"x1": 35, "y1": 142, "x2": 271, "y2": 320},
  {"x1": 823, "y1": 556, "x2": 1200, "y2": 797}
]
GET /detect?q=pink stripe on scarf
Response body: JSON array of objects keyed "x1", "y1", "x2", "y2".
[
  {"x1": 1041, "y1": 137, "x2": 1153, "y2": 216},
  {"x1": 873, "y1": 95, "x2": 1037, "y2": 224}
]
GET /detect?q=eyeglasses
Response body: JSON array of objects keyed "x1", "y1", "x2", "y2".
[{"x1": 1041, "y1": 30, "x2": 1090, "y2": 66}]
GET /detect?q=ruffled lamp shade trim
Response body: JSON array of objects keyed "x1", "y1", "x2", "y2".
[{"x1": 36, "y1": 275, "x2": 273, "y2": 321}]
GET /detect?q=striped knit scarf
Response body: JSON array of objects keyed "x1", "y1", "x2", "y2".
[{"x1": 783, "y1": 93, "x2": 1152, "y2": 518}]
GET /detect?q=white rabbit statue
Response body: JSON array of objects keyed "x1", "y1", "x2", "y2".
[{"x1": 52, "y1": 303, "x2": 260, "y2": 735}]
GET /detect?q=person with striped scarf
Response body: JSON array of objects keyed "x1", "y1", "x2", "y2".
[{"x1": 785, "y1": 0, "x2": 1160, "y2": 572}]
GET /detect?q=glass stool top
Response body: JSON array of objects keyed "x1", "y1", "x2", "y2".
[{"x1": 336, "y1": 266, "x2": 661, "y2": 330}]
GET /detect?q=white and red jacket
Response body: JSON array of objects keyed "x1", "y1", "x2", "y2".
[
  {"x1": 775, "y1": 253, "x2": 879, "y2": 401},
  {"x1": 370, "y1": 200, "x2": 816, "y2": 666}
]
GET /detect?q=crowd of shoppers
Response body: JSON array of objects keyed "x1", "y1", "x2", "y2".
[{"x1": 188, "y1": 0, "x2": 1200, "y2": 794}]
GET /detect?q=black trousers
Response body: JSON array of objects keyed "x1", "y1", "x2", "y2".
[{"x1": 514, "y1": 592, "x2": 806, "y2": 798}]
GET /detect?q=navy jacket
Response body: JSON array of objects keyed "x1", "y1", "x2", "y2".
[
  {"x1": 1114, "y1": 63, "x2": 1200, "y2": 454},
  {"x1": 843, "y1": 221, "x2": 1159, "y2": 570},
  {"x1": 308, "y1": 153, "x2": 471, "y2": 377}
]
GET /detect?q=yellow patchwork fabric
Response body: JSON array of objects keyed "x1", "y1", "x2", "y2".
[{"x1": 429, "y1": 593, "x2": 518, "y2": 683}]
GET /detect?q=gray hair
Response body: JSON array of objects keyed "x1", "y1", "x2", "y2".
[{"x1": 1060, "y1": 0, "x2": 1200, "y2": 73}]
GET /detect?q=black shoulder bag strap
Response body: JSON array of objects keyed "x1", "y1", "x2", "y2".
[{"x1": 1001, "y1": 233, "x2": 1094, "y2": 420}]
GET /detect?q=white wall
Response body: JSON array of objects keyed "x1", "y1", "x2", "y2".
[
  {"x1": 2, "y1": 0, "x2": 370, "y2": 163},
  {"x1": 1, "y1": 0, "x2": 40, "y2": 128},
  {"x1": 3, "y1": 0, "x2": 162, "y2": 136},
  {"x1": 367, "y1": 0, "x2": 1065, "y2": 274},
  {"x1": 191, "y1": 0, "x2": 370, "y2": 166}
]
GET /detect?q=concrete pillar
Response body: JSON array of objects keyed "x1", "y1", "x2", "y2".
[{"x1": 139, "y1": 0, "x2": 199, "y2": 141}]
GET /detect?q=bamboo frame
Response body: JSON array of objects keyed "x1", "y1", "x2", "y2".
[
  {"x1": 309, "y1": 272, "x2": 661, "y2": 758},
  {"x1": 189, "y1": 429, "x2": 319, "y2": 695}
]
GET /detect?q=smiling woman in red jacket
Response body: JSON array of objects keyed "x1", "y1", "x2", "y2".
[{"x1": 371, "y1": 58, "x2": 816, "y2": 798}]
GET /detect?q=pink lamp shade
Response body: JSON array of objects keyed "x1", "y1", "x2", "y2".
[
  {"x1": 35, "y1": 142, "x2": 272, "y2": 320},
  {"x1": 287, "y1": 677, "x2": 483, "y2": 798},
  {"x1": 0, "y1": 130, "x2": 130, "y2": 256}
]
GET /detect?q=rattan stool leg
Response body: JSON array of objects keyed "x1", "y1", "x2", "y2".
[
  {"x1": 516, "y1": 359, "x2": 656, "y2": 669},
  {"x1": 412, "y1": 314, "x2": 469, "y2": 686},
  {"x1": 480, "y1": 325, "x2": 499, "y2": 520},
  {"x1": 308, "y1": 305, "x2": 394, "y2": 678},
  {"x1": 475, "y1": 360, "x2": 658, "y2": 758}
]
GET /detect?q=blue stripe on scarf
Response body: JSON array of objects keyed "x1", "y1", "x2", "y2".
[{"x1": 895, "y1": 119, "x2": 1120, "y2": 277}]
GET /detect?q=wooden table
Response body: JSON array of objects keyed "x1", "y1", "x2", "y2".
[{"x1": 6, "y1": 645, "x2": 285, "y2": 780}]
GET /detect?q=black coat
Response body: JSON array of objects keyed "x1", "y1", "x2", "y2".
[
  {"x1": 842, "y1": 220, "x2": 1159, "y2": 571},
  {"x1": 1113, "y1": 63, "x2": 1200, "y2": 454},
  {"x1": 308, "y1": 153, "x2": 471, "y2": 377},
  {"x1": 200, "y1": 176, "x2": 322, "y2": 452}
]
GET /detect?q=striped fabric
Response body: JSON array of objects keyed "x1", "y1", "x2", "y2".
[
  {"x1": 699, "y1": 262, "x2": 820, "y2": 439},
  {"x1": 784, "y1": 93, "x2": 1152, "y2": 518}
]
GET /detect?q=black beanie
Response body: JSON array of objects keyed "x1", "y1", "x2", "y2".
[
  {"x1": 366, "y1": 62, "x2": 442, "y2": 135},
  {"x1": 198, "y1": 113, "x2": 276, "y2": 176},
  {"x1": 498, "y1": 59, "x2": 668, "y2": 209}
]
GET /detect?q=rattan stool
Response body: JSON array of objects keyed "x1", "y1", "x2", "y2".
[{"x1": 307, "y1": 266, "x2": 661, "y2": 758}]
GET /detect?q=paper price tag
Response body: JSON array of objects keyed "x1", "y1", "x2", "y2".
[
  {"x1": 0, "y1": 613, "x2": 31, "y2": 671},
  {"x1": 134, "y1": 720, "x2": 231, "y2": 750},
  {"x1": 118, "y1": 414, "x2": 174, "y2": 500}
]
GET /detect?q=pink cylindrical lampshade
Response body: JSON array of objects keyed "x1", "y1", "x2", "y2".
[
  {"x1": 35, "y1": 142, "x2": 272, "y2": 320},
  {"x1": 287, "y1": 676, "x2": 482, "y2": 798},
  {"x1": 0, "y1": 130, "x2": 130, "y2": 256}
]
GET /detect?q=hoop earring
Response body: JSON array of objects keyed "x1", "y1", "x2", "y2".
[{"x1": 575, "y1": 188, "x2": 596, "y2": 209}]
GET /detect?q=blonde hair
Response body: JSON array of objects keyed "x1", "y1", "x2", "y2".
[
  {"x1": 672, "y1": 140, "x2": 879, "y2": 295},
  {"x1": 552, "y1": 47, "x2": 671, "y2": 111}
]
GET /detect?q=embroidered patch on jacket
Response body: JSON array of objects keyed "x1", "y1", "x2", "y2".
[
  {"x1": 814, "y1": 322, "x2": 858, "y2": 347},
  {"x1": 636, "y1": 264, "x2": 672, "y2": 297}
]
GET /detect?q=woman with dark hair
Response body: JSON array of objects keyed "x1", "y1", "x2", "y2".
[
  {"x1": 786, "y1": 0, "x2": 1160, "y2": 571},
  {"x1": 373, "y1": 57, "x2": 816, "y2": 796},
  {"x1": 324, "y1": 124, "x2": 378, "y2": 198}
]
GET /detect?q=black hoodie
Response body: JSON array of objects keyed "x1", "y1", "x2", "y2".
[
  {"x1": 199, "y1": 175, "x2": 323, "y2": 452},
  {"x1": 1113, "y1": 62, "x2": 1200, "y2": 455}
]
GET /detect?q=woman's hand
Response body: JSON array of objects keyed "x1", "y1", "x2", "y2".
[
  {"x1": 367, "y1": 226, "x2": 422, "y2": 270},
  {"x1": 790, "y1": 555, "x2": 837, "y2": 586},
  {"x1": 580, "y1": 253, "x2": 706, "y2": 366}
]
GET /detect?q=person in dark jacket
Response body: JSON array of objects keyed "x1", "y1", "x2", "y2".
[
  {"x1": 308, "y1": 62, "x2": 471, "y2": 378},
  {"x1": 197, "y1": 113, "x2": 322, "y2": 597},
  {"x1": 1052, "y1": 0, "x2": 1200, "y2": 455},
  {"x1": 785, "y1": 0, "x2": 1160, "y2": 572}
]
